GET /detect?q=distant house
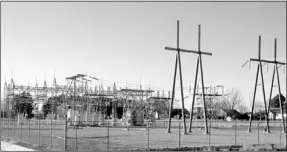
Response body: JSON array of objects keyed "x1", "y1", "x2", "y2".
[
  {"x1": 268, "y1": 98, "x2": 287, "y2": 120},
  {"x1": 269, "y1": 107, "x2": 287, "y2": 120},
  {"x1": 220, "y1": 109, "x2": 241, "y2": 121}
]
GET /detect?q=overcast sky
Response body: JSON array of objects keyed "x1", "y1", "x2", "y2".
[{"x1": 1, "y1": 2, "x2": 286, "y2": 110}]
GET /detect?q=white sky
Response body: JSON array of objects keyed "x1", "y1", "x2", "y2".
[{"x1": 1, "y1": 2, "x2": 286, "y2": 110}]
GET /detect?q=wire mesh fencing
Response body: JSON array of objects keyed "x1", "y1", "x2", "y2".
[{"x1": 1, "y1": 118, "x2": 287, "y2": 151}]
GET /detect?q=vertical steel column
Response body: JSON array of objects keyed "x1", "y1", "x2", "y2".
[
  {"x1": 198, "y1": 24, "x2": 209, "y2": 134},
  {"x1": 176, "y1": 20, "x2": 187, "y2": 134},
  {"x1": 258, "y1": 37, "x2": 269, "y2": 133},
  {"x1": 188, "y1": 56, "x2": 200, "y2": 133}
]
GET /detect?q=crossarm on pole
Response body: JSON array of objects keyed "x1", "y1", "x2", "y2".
[
  {"x1": 250, "y1": 58, "x2": 285, "y2": 65},
  {"x1": 165, "y1": 47, "x2": 212, "y2": 56}
]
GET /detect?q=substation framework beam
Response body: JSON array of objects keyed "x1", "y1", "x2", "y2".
[{"x1": 165, "y1": 20, "x2": 212, "y2": 135}]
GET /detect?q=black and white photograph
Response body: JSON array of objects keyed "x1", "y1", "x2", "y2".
[{"x1": 1, "y1": 0, "x2": 286, "y2": 151}]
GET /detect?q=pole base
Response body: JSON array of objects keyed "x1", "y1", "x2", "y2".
[
  {"x1": 188, "y1": 130, "x2": 192, "y2": 133},
  {"x1": 247, "y1": 130, "x2": 252, "y2": 133},
  {"x1": 183, "y1": 132, "x2": 188, "y2": 135},
  {"x1": 263, "y1": 130, "x2": 270, "y2": 133},
  {"x1": 204, "y1": 132, "x2": 209, "y2": 135},
  {"x1": 166, "y1": 130, "x2": 172, "y2": 134}
]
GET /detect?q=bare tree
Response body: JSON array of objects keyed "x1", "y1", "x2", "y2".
[
  {"x1": 237, "y1": 103, "x2": 248, "y2": 113},
  {"x1": 217, "y1": 88, "x2": 244, "y2": 111}
]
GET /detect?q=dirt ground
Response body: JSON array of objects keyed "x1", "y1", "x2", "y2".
[{"x1": 1, "y1": 119, "x2": 287, "y2": 151}]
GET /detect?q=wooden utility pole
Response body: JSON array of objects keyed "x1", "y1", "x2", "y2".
[
  {"x1": 263, "y1": 38, "x2": 286, "y2": 133},
  {"x1": 247, "y1": 36, "x2": 270, "y2": 133},
  {"x1": 165, "y1": 21, "x2": 212, "y2": 134},
  {"x1": 188, "y1": 24, "x2": 212, "y2": 134}
]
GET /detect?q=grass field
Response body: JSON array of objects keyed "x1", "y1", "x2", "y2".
[{"x1": 1, "y1": 119, "x2": 287, "y2": 151}]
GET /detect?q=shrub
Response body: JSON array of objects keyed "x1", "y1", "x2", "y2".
[
  {"x1": 240, "y1": 144, "x2": 274, "y2": 151},
  {"x1": 34, "y1": 113, "x2": 44, "y2": 119}
]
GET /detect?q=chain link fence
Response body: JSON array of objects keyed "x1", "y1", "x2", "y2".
[{"x1": 1, "y1": 118, "x2": 287, "y2": 151}]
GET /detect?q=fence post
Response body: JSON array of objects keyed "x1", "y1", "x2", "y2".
[
  {"x1": 51, "y1": 117, "x2": 53, "y2": 150},
  {"x1": 234, "y1": 120, "x2": 237, "y2": 146},
  {"x1": 280, "y1": 126, "x2": 282, "y2": 145},
  {"x1": 257, "y1": 121, "x2": 259, "y2": 145},
  {"x1": 209, "y1": 119, "x2": 211, "y2": 147},
  {"x1": 8, "y1": 116, "x2": 9, "y2": 138},
  {"x1": 280, "y1": 121, "x2": 282, "y2": 145},
  {"x1": 29, "y1": 119, "x2": 30, "y2": 143},
  {"x1": 14, "y1": 119, "x2": 15, "y2": 140},
  {"x1": 64, "y1": 113, "x2": 67, "y2": 151},
  {"x1": 107, "y1": 120, "x2": 109, "y2": 151},
  {"x1": 38, "y1": 118, "x2": 40, "y2": 146},
  {"x1": 13, "y1": 119, "x2": 16, "y2": 140},
  {"x1": 20, "y1": 117, "x2": 22, "y2": 140},
  {"x1": 179, "y1": 121, "x2": 181, "y2": 150},
  {"x1": 75, "y1": 120, "x2": 78, "y2": 151},
  {"x1": 148, "y1": 120, "x2": 150, "y2": 151}
]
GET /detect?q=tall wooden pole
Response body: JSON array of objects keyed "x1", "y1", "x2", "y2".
[
  {"x1": 198, "y1": 24, "x2": 209, "y2": 134},
  {"x1": 258, "y1": 36, "x2": 270, "y2": 133},
  {"x1": 176, "y1": 21, "x2": 187, "y2": 134},
  {"x1": 166, "y1": 24, "x2": 179, "y2": 134},
  {"x1": 188, "y1": 56, "x2": 199, "y2": 133},
  {"x1": 247, "y1": 36, "x2": 270, "y2": 132}
]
